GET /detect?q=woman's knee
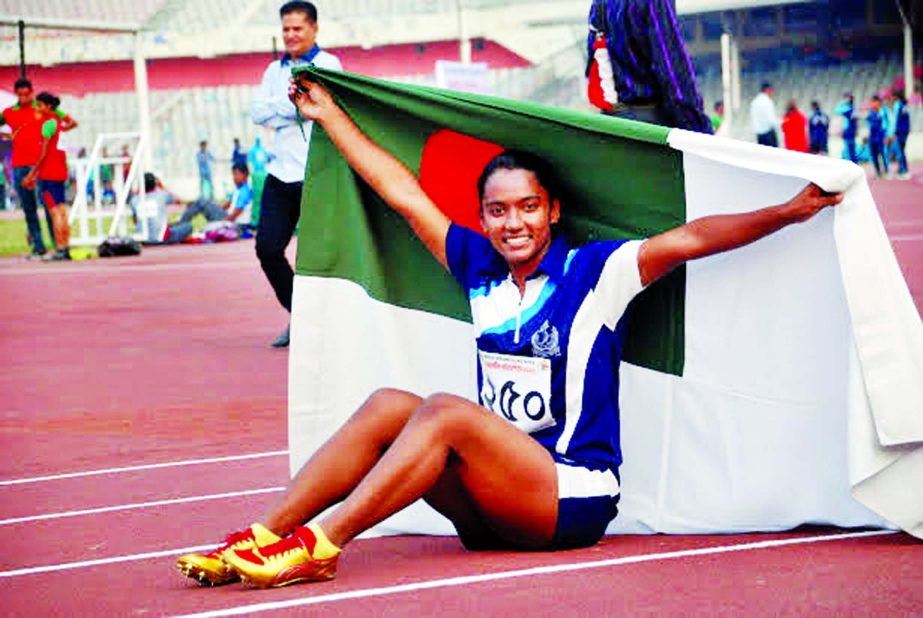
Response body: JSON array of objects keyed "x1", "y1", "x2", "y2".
[
  {"x1": 412, "y1": 393, "x2": 475, "y2": 429},
  {"x1": 349, "y1": 388, "x2": 421, "y2": 425}
]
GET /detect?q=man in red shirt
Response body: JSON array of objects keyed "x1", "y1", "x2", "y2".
[{"x1": 0, "y1": 79, "x2": 52, "y2": 257}]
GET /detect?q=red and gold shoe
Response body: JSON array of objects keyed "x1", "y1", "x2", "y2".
[
  {"x1": 176, "y1": 523, "x2": 281, "y2": 586},
  {"x1": 225, "y1": 525, "x2": 339, "y2": 588}
]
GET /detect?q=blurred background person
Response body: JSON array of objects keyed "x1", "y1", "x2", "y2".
[
  {"x1": 22, "y1": 91, "x2": 77, "y2": 261},
  {"x1": 809, "y1": 101, "x2": 829, "y2": 155},
  {"x1": 834, "y1": 94, "x2": 858, "y2": 163},
  {"x1": 750, "y1": 82, "x2": 780, "y2": 147},
  {"x1": 782, "y1": 100, "x2": 808, "y2": 152},
  {"x1": 585, "y1": 0, "x2": 712, "y2": 133}
]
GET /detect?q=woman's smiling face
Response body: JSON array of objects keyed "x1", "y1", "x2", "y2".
[{"x1": 479, "y1": 167, "x2": 560, "y2": 280}]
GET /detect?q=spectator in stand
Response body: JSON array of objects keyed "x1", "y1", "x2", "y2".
[
  {"x1": 750, "y1": 82, "x2": 780, "y2": 147},
  {"x1": 808, "y1": 100, "x2": 829, "y2": 155},
  {"x1": 197, "y1": 140, "x2": 216, "y2": 200},
  {"x1": 251, "y1": 0, "x2": 342, "y2": 348},
  {"x1": 866, "y1": 95, "x2": 888, "y2": 179},
  {"x1": 889, "y1": 91, "x2": 911, "y2": 180},
  {"x1": 0, "y1": 78, "x2": 71, "y2": 257},
  {"x1": 585, "y1": 0, "x2": 712, "y2": 133},
  {"x1": 781, "y1": 100, "x2": 808, "y2": 153},
  {"x1": 22, "y1": 92, "x2": 77, "y2": 261},
  {"x1": 834, "y1": 94, "x2": 858, "y2": 163}
]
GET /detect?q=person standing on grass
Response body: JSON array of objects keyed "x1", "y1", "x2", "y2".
[
  {"x1": 250, "y1": 1, "x2": 342, "y2": 348},
  {"x1": 175, "y1": 79, "x2": 842, "y2": 590},
  {"x1": 197, "y1": 140, "x2": 216, "y2": 200},
  {"x1": 22, "y1": 92, "x2": 78, "y2": 261},
  {"x1": 0, "y1": 78, "x2": 74, "y2": 257}
]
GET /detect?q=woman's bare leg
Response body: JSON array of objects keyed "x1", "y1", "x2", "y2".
[
  {"x1": 261, "y1": 388, "x2": 421, "y2": 535},
  {"x1": 319, "y1": 393, "x2": 559, "y2": 549}
]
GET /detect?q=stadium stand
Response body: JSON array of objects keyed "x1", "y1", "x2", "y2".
[{"x1": 1, "y1": 0, "x2": 919, "y2": 197}]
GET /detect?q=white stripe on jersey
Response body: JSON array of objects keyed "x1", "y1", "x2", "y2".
[
  {"x1": 597, "y1": 240, "x2": 645, "y2": 328},
  {"x1": 469, "y1": 273, "x2": 552, "y2": 337},
  {"x1": 556, "y1": 463, "x2": 621, "y2": 498},
  {"x1": 555, "y1": 241, "x2": 644, "y2": 454}
]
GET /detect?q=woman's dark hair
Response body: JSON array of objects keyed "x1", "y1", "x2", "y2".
[
  {"x1": 231, "y1": 162, "x2": 249, "y2": 175},
  {"x1": 36, "y1": 91, "x2": 61, "y2": 110},
  {"x1": 477, "y1": 150, "x2": 560, "y2": 205}
]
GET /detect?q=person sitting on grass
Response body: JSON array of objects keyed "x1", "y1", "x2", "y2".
[
  {"x1": 175, "y1": 79, "x2": 843, "y2": 589},
  {"x1": 174, "y1": 162, "x2": 254, "y2": 233}
]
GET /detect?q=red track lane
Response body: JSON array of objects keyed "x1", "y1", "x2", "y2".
[
  {"x1": 0, "y1": 532, "x2": 918, "y2": 616},
  {"x1": 0, "y1": 168, "x2": 921, "y2": 615},
  {"x1": 0, "y1": 455, "x2": 288, "y2": 520},
  {"x1": 0, "y1": 241, "x2": 291, "y2": 479}
]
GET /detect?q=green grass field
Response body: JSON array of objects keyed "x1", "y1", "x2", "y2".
[
  {"x1": 0, "y1": 210, "x2": 212, "y2": 258},
  {"x1": 0, "y1": 218, "x2": 50, "y2": 257},
  {"x1": 0, "y1": 214, "x2": 122, "y2": 259}
]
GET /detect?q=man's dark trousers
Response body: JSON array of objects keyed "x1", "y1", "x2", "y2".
[{"x1": 255, "y1": 174, "x2": 302, "y2": 313}]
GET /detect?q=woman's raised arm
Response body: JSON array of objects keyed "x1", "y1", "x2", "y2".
[
  {"x1": 292, "y1": 80, "x2": 451, "y2": 268},
  {"x1": 638, "y1": 183, "x2": 843, "y2": 287}
]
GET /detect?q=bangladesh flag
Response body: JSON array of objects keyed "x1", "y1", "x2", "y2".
[{"x1": 288, "y1": 67, "x2": 923, "y2": 540}]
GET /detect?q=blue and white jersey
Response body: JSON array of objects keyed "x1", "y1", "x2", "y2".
[{"x1": 446, "y1": 224, "x2": 645, "y2": 475}]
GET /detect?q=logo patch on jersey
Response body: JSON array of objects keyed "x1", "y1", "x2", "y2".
[{"x1": 531, "y1": 320, "x2": 561, "y2": 358}]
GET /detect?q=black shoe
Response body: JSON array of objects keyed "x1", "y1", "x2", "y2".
[
  {"x1": 271, "y1": 325, "x2": 290, "y2": 348},
  {"x1": 26, "y1": 249, "x2": 47, "y2": 261}
]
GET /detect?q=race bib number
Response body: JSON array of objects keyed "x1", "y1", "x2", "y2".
[{"x1": 478, "y1": 350, "x2": 555, "y2": 434}]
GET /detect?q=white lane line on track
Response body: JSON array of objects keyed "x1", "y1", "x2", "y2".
[
  {"x1": 169, "y1": 530, "x2": 897, "y2": 618},
  {"x1": 0, "y1": 450, "x2": 288, "y2": 486},
  {"x1": 0, "y1": 487, "x2": 285, "y2": 526},
  {"x1": 0, "y1": 544, "x2": 219, "y2": 578},
  {"x1": 0, "y1": 259, "x2": 257, "y2": 277},
  {"x1": 889, "y1": 233, "x2": 923, "y2": 241},
  {"x1": 0, "y1": 528, "x2": 895, "y2": 584}
]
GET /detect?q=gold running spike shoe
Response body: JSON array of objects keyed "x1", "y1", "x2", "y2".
[
  {"x1": 176, "y1": 523, "x2": 281, "y2": 586},
  {"x1": 224, "y1": 525, "x2": 339, "y2": 588}
]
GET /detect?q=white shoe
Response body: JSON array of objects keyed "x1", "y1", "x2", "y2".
[{"x1": 897, "y1": 173, "x2": 912, "y2": 181}]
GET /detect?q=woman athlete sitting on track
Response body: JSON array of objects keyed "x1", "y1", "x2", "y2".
[{"x1": 177, "y1": 79, "x2": 842, "y2": 589}]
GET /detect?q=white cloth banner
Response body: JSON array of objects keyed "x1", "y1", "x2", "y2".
[{"x1": 288, "y1": 132, "x2": 923, "y2": 539}]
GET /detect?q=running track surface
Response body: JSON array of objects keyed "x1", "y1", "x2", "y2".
[{"x1": 1, "y1": 169, "x2": 921, "y2": 616}]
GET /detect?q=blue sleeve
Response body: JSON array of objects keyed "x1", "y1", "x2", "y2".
[
  {"x1": 239, "y1": 184, "x2": 253, "y2": 208},
  {"x1": 446, "y1": 223, "x2": 495, "y2": 291}
]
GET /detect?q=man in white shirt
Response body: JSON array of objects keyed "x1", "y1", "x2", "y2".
[
  {"x1": 750, "y1": 82, "x2": 780, "y2": 147},
  {"x1": 251, "y1": 0, "x2": 342, "y2": 347}
]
